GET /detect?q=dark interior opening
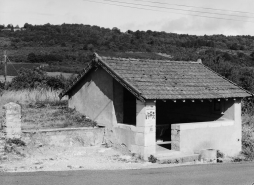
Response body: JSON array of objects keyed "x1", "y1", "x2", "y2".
[
  {"x1": 156, "y1": 100, "x2": 222, "y2": 142},
  {"x1": 123, "y1": 88, "x2": 136, "y2": 125}
]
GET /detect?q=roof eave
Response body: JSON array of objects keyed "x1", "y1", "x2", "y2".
[
  {"x1": 94, "y1": 53, "x2": 146, "y2": 102},
  {"x1": 59, "y1": 53, "x2": 146, "y2": 102},
  {"x1": 59, "y1": 61, "x2": 94, "y2": 99}
]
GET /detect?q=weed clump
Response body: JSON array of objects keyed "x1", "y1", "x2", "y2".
[
  {"x1": 148, "y1": 155, "x2": 158, "y2": 163},
  {"x1": 6, "y1": 138, "x2": 26, "y2": 147},
  {"x1": 5, "y1": 138, "x2": 26, "y2": 157}
]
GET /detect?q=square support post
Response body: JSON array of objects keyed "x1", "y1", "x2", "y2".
[{"x1": 133, "y1": 99, "x2": 156, "y2": 160}]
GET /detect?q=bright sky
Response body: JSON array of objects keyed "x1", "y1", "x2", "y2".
[{"x1": 1, "y1": 0, "x2": 254, "y2": 35}]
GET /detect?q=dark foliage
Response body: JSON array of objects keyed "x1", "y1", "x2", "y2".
[
  {"x1": 8, "y1": 68, "x2": 66, "y2": 90},
  {"x1": 0, "y1": 81, "x2": 4, "y2": 89},
  {"x1": 0, "y1": 23, "x2": 254, "y2": 94},
  {"x1": 6, "y1": 138, "x2": 26, "y2": 147},
  {"x1": 27, "y1": 52, "x2": 63, "y2": 63}
]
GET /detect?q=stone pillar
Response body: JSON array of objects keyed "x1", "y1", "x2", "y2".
[
  {"x1": 134, "y1": 99, "x2": 156, "y2": 159},
  {"x1": 3, "y1": 102, "x2": 22, "y2": 139}
]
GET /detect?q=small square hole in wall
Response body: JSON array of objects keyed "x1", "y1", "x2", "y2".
[
  {"x1": 214, "y1": 101, "x2": 221, "y2": 112},
  {"x1": 213, "y1": 100, "x2": 224, "y2": 114}
]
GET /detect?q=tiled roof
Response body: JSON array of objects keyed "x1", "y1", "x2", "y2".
[{"x1": 59, "y1": 53, "x2": 252, "y2": 100}]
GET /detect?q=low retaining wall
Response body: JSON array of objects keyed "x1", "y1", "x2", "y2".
[
  {"x1": 171, "y1": 120, "x2": 241, "y2": 156},
  {"x1": 22, "y1": 127, "x2": 105, "y2": 147},
  {"x1": 114, "y1": 123, "x2": 137, "y2": 151}
]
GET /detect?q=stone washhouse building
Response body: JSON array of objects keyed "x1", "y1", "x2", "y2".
[{"x1": 59, "y1": 53, "x2": 253, "y2": 160}]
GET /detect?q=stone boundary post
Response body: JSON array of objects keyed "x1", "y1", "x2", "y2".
[
  {"x1": 0, "y1": 102, "x2": 22, "y2": 160},
  {"x1": 3, "y1": 102, "x2": 22, "y2": 139}
]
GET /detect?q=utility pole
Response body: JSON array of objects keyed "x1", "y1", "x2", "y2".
[{"x1": 3, "y1": 50, "x2": 7, "y2": 88}]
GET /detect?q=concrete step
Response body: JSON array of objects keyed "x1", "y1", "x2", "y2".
[
  {"x1": 156, "y1": 153, "x2": 200, "y2": 164},
  {"x1": 156, "y1": 149, "x2": 182, "y2": 157},
  {"x1": 155, "y1": 145, "x2": 200, "y2": 164}
]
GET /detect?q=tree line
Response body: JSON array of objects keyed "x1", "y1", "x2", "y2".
[{"x1": 0, "y1": 23, "x2": 254, "y2": 93}]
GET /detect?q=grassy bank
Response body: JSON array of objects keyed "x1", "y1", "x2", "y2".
[
  {"x1": 0, "y1": 89, "x2": 97, "y2": 130},
  {"x1": 242, "y1": 114, "x2": 254, "y2": 161}
]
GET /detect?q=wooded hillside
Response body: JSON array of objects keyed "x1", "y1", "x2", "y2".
[{"x1": 0, "y1": 23, "x2": 254, "y2": 93}]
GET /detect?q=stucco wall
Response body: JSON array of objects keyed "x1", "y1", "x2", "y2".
[
  {"x1": 171, "y1": 99, "x2": 242, "y2": 157},
  {"x1": 114, "y1": 124, "x2": 137, "y2": 150},
  {"x1": 68, "y1": 67, "x2": 138, "y2": 152},
  {"x1": 68, "y1": 67, "x2": 114, "y2": 127}
]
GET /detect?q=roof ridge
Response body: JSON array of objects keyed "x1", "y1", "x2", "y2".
[
  {"x1": 100, "y1": 56, "x2": 139, "y2": 61},
  {"x1": 99, "y1": 56, "x2": 198, "y2": 63}
]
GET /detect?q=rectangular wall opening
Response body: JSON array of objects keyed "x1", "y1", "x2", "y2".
[
  {"x1": 123, "y1": 88, "x2": 136, "y2": 125},
  {"x1": 155, "y1": 100, "x2": 224, "y2": 146}
]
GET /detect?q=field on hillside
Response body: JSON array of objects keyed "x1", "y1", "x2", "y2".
[
  {"x1": 46, "y1": 72, "x2": 76, "y2": 78},
  {"x1": 0, "y1": 63, "x2": 45, "y2": 76},
  {"x1": 0, "y1": 75, "x2": 14, "y2": 82}
]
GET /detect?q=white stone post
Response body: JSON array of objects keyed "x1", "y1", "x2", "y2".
[
  {"x1": 135, "y1": 99, "x2": 156, "y2": 159},
  {"x1": 3, "y1": 102, "x2": 22, "y2": 139}
]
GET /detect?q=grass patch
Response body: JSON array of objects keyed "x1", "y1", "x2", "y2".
[
  {"x1": 242, "y1": 114, "x2": 254, "y2": 161},
  {"x1": 0, "y1": 63, "x2": 44, "y2": 76},
  {"x1": 22, "y1": 100, "x2": 97, "y2": 129},
  {"x1": 0, "y1": 89, "x2": 97, "y2": 130}
]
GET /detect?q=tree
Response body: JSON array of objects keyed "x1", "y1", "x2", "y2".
[
  {"x1": 250, "y1": 51, "x2": 254, "y2": 59},
  {"x1": 23, "y1": 23, "x2": 33, "y2": 29},
  {"x1": 27, "y1": 53, "x2": 37, "y2": 63}
]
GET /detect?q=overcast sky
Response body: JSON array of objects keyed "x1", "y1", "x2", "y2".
[{"x1": 1, "y1": 0, "x2": 254, "y2": 35}]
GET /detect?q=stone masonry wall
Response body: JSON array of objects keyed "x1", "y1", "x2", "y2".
[{"x1": 22, "y1": 127, "x2": 105, "y2": 147}]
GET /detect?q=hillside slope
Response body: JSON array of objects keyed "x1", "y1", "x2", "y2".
[{"x1": 0, "y1": 23, "x2": 254, "y2": 92}]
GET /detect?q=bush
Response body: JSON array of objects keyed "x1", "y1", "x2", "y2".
[
  {"x1": 148, "y1": 155, "x2": 158, "y2": 163},
  {"x1": 8, "y1": 68, "x2": 67, "y2": 90},
  {"x1": 0, "y1": 81, "x2": 4, "y2": 89},
  {"x1": 46, "y1": 76, "x2": 65, "y2": 90},
  {"x1": 6, "y1": 138, "x2": 26, "y2": 147},
  {"x1": 242, "y1": 116, "x2": 254, "y2": 161}
]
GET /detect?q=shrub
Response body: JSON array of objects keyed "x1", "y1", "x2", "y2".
[
  {"x1": 242, "y1": 117, "x2": 254, "y2": 161},
  {"x1": 46, "y1": 76, "x2": 65, "y2": 90},
  {"x1": 6, "y1": 138, "x2": 26, "y2": 147},
  {"x1": 9, "y1": 68, "x2": 47, "y2": 90},
  {"x1": 8, "y1": 68, "x2": 66, "y2": 90},
  {"x1": 0, "y1": 81, "x2": 4, "y2": 89},
  {"x1": 148, "y1": 155, "x2": 158, "y2": 163}
]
